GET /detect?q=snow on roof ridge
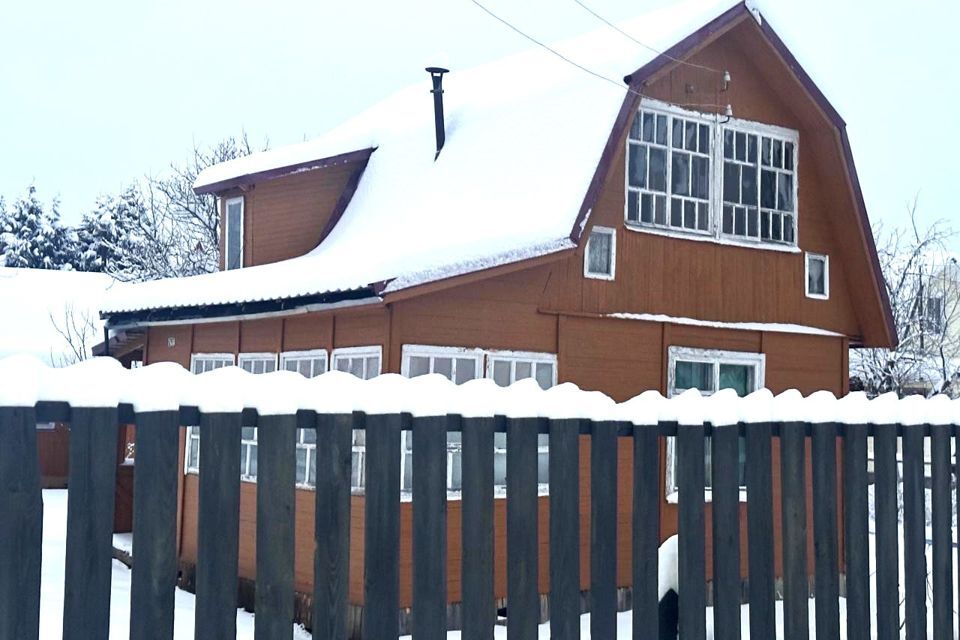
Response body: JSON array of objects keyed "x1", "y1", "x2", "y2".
[
  {"x1": 5, "y1": 357, "x2": 958, "y2": 427},
  {"x1": 607, "y1": 312, "x2": 846, "y2": 338}
]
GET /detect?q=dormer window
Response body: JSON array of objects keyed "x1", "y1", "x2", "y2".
[
  {"x1": 224, "y1": 196, "x2": 244, "y2": 270},
  {"x1": 627, "y1": 99, "x2": 798, "y2": 250}
]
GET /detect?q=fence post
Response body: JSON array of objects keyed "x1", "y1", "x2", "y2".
[
  {"x1": 548, "y1": 418, "x2": 580, "y2": 640},
  {"x1": 130, "y1": 410, "x2": 181, "y2": 640},
  {"x1": 633, "y1": 424, "x2": 659, "y2": 640},
  {"x1": 313, "y1": 412, "x2": 353, "y2": 640},
  {"x1": 676, "y1": 421, "x2": 705, "y2": 640},
  {"x1": 255, "y1": 413, "x2": 298, "y2": 640},
  {"x1": 63, "y1": 406, "x2": 119, "y2": 640},
  {"x1": 461, "y1": 416, "x2": 496, "y2": 640},
  {"x1": 931, "y1": 422, "x2": 954, "y2": 640},
  {"x1": 0, "y1": 406, "x2": 42, "y2": 640},
  {"x1": 412, "y1": 414, "x2": 449, "y2": 640},
  {"x1": 506, "y1": 417, "x2": 539, "y2": 640},
  {"x1": 779, "y1": 421, "x2": 809, "y2": 640},
  {"x1": 194, "y1": 411, "x2": 243, "y2": 640},
  {"x1": 811, "y1": 422, "x2": 840, "y2": 640}
]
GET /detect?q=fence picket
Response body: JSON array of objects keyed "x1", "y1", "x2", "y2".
[
  {"x1": 676, "y1": 422, "x2": 705, "y2": 640},
  {"x1": 873, "y1": 423, "x2": 900, "y2": 640},
  {"x1": 590, "y1": 421, "x2": 618, "y2": 640},
  {"x1": 130, "y1": 411, "x2": 181, "y2": 640},
  {"x1": 313, "y1": 413, "x2": 353, "y2": 640},
  {"x1": 812, "y1": 422, "x2": 840, "y2": 640},
  {"x1": 902, "y1": 423, "x2": 928, "y2": 640},
  {"x1": 779, "y1": 421, "x2": 808, "y2": 640},
  {"x1": 746, "y1": 421, "x2": 775, "y2": 639},
  {"x1": 931, "y1": 423, "x2": 954, "y2": 640},
  {"x1": 0, "y1": 407, "x2": 42, "y2": 640},
  {"x1": 63, "y1": 406, "x2": 119, "y2": 640},
  {"x1": 255, "y1": 414, "x2": 297, "y2": 640},
  {"x1": 364, "y1": 412, "x2": 402, "y2": 638},
  {"x1": 194, "y1": 412, "x2": 243, "y2": 640},
  {"x1": 843, "y1": 422, "x2": 870, "y2": 640},
  {"x1": 633, "y1": 424, "x2": 659, "y2": 640},
  {"x1": 710, "y1": 422, "x2": 741, "y2": 640},
  {"x1": 461, "y1": 417, "x2": 496, "y2": 640},
  {"x1": 549, "y1": 418, "x2": 580, "y2": 640},
  {"x1": 412, "y1": 415, "x2": 448, "y2": 640},
  {"x1": 506, "y1": 417, "x2": 539, "y2": 640}
]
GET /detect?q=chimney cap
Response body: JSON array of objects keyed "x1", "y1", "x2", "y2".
[{"x1": 425, "y1": 66, "x2": 449, "y2": 75}]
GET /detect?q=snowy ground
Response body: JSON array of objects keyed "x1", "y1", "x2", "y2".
[{"x1": 40, "y1": 490, "x2": 310, "y2": 639}]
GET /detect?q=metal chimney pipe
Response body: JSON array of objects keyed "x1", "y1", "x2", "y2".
[{"x1": 426, "y1": 67, "x2": 449, "y2": 160}]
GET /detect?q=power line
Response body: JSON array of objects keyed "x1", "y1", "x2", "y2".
[
  {"x1": 570, "y1": 0, "x2": 721, "y2": 74},
  {"x1": 468, "y1": 0, "x2": 644, "y2": 98}
]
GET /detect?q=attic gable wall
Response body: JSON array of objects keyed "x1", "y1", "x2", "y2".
[{"x1": 542, "y1": 21, "x2": 869, "y2": 342}]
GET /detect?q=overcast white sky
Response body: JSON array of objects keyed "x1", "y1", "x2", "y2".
[{"x1": 1, "y1": 0, "x2": 957, "y2": 246}]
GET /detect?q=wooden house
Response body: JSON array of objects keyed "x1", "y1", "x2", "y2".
[{"x1": 100, "y1": 0, "x2": 895, "y2": 632}]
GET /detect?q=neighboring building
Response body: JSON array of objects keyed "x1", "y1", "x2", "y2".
[
  {"x1": 902, "y1": 256, "x2": 960, "y2": 396},
  {"x1": 100, "y1": 0, "x2": 895, "y2": 631},
  {"x1": 0, "y1": 266, "x2": 143, "y2": 493}
]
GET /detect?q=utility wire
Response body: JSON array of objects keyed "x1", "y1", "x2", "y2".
[
  {"x1": 571, "y1": 0, "x2": 721, "y2": 74},
  {"x1": 468, "y1": 0, "x2": 644, "y2": 98}
]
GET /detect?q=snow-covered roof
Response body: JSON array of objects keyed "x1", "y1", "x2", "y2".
[
  {"x1": 0, "y1": 267, "x2": 120, "y2": 365},
  {"x1": 101, "y1": 0, "x2": 739, "y2": 316}
]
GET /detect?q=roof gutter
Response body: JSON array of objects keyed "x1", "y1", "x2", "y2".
[{"x1": 102, "y1": 288, "x2": 381, "y2": 331}]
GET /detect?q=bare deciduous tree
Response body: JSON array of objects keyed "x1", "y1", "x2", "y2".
[{"x1": 49, "y1": 305, "x2": 99, "y2": 367}]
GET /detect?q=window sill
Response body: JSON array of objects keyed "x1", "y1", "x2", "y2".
[
  {"x1": 624, "y1": 223, "x2": 801, "y2": 254},
  {"x1": 665, "y1": 488, "x2": 748, "y2": 504}
]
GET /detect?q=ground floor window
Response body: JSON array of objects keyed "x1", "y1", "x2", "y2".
[
  {"x1": 280, "y1": 349, "x2": 328, "y2": 378},
  {"x1": 665, "y1": 346, "x2": 765, "y2": 499},
  {"x1": 332, "y1": 346, "x2": 382, "y2": 380}
]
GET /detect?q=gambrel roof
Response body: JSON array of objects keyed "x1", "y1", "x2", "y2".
[{"x1": 100, "y1": 0, "x2": 896, "y2": 347}]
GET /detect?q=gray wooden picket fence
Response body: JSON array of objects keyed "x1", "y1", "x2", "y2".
[{"x1": 0, "y1": 400, "x2": 956, "y2": 639}]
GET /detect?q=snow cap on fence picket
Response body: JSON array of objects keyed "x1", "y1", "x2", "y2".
[
  {"x1": 834, "y1": 391, "x2": 870, "y2": 424},
  {"x1": 700, "y1": 388, "x2": 739, "y2": 426},
  {"x1": 498, "y1": 377, "x2": 550, "y2": 418},
  {"x1": 896, "y1": 394, "x2": 930, "y2": 426},
  {"x1": 405, "y1": 373, "x2": 462, "y2": 417},
  {"x1": 0, "y1": 355, "x2": 45, "y2": 406},
  {"x1": 738, "y1": 387, "x2": 775, "y2": 423},
  {"x1": 768, "y1": 389, "x2": 805, "y2": 423},
  {"x1": 799, "y1": 390, "x2": 839, "y2": 424},
  {"x1": 862, "y1": 392, "x2": 900, "y2": 425},
  {"x1": 250, "y1": 369, "x2": 313, "y2": 415},
  {"x1": 122, "y1": 361, "x2": 193, "y2": 412},
  {"x1": 920, "y1": 393, "x2": 955, "y2": 425},
  {"x1": 456, "y1": 377, "x2": 511, "y2": 418},
  {"x1": 183, "y1": 366, "x2": 253, "y2": 413},
  {"x1": 301, "y1": 370, "x2": 365, "y2": 414},
  {"x1": 39, "y1": 356, "x2": 127, "y2": 408},
  {"x1": 614, "y1": 389, "x2": 667, "y2": 425},
  {"x1": 663, "y1": 388, "x2": 708, "y2": 425},
  {"x1": 542, "y1": 383, "x2": 616, "y2": 420}
]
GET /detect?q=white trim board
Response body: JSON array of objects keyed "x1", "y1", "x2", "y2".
[{"x1": 606, "y1": 312, "x2": 845, "y2": 337}]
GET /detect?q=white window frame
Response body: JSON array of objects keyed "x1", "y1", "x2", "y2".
[
  {"x1": 584, "y1": 226, "x2": 617, "y2": 281},
  {"x1": 224, "y1": 196, "x2": 244, "y2": 271},
  {"x1": 400, "y1": 344, "x2": 485, "y2": 383},
  {"x1": 238, "y1": 352, "x2": 278, "y2": 375},
  {"x1": 805, "y1": 252, "x2": 830, "y2": 300},
  {"x1": 331, "y1": 346, "x2": 382, "y2": 380},
  {"x1": 296, "y1": 428, "x2": 317, "y2": 488},
  {"x1": 280, "y1": 349, "x2": 329, "y2": 378},
  {"x1": 625, "y1": 98, "x2": 800, "y2": 253},
  {"x1": 190, "y1": 353, "x2": 235, "y2": 374},
  {"x1": 240, "y1": 426, "x2": 257, "y2": 481},
  {"x1": 485, "y1": 349, "x2": 558, "y2": 390},
  {"x1": 665, "y1": 346, "x2": 765, "y2": 502}
]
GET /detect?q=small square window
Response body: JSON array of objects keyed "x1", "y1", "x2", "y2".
[
  {"x1": 584, "y1": 226, "x2": 616, "y2": 280},
  {"x1": 806, "y1": 253, "x2": 829, "y2": 299}
]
